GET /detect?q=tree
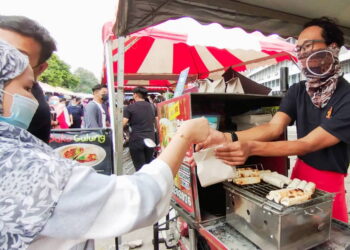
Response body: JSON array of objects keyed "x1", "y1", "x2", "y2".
[
  {"x1": 39, "y1": 54, "x2": 79, "y2": 89},
  {"x1": 73, "y1": 67, "x2": 99, "y2": 93}
]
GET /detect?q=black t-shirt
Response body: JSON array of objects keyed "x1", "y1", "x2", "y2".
[
  {"x1": 67, "y1": 105, "x2": 84, "y2": 122},
  {"x1": 124, "y1": 101, "x2": 156, "y2": 142},
  {"x1": 28, "y1": 82, "x2": 51, "y2": 143},
  {"x1": 279, "y1": 77, "x2": 350, "y2": 173}
]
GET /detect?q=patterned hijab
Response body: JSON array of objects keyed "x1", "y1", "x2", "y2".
[
  {"x1": 0, "y1": 40, "x2": 29, "y2": 114},
  {"x1": 0, "y1": 40, "x2": 74, "y2": 249}
]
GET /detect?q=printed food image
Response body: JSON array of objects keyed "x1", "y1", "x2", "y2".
[
  {"x1": 55, "y1": 144, "x2": 106, "y2": 167},
  {"x1": 159, "y1": 118, "x2": 176, "y2": 148},
  {"x1": 63, "y1": 147, "x2": 84, "y2": 159}
]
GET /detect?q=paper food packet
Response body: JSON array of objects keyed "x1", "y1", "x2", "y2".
[{"x1": 194, "y1": 146, "x2": 236, "y2": 187}]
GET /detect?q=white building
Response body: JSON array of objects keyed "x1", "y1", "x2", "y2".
[{"x1": 247, "y1": 41, "x2": 350, "y2": 91}]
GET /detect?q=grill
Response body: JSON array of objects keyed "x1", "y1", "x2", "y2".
[
  {"x1": 224, "y1": 181, "x2": 335, "y2": 250},
  {"x1": 224, "y1": 181, "x2": 331, "y2": 213}
]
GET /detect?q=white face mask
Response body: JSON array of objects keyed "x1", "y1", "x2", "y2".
[{"x1": 0, "y1": 89, "x2": 39, "y2": 129}]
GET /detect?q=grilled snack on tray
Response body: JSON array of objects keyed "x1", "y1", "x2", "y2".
[
  {"x1": 266, "y1": 180, "x2": 316, "y2": 206},
  {"x1": 280, "y1": 189, "x2": 312, "y2": 206},
  {"x1": 233, "y1": 168, "x2": 261, "y2": 185},
  {"x1": 233, "y1": 176, "x2": 261, "y2": 185}
]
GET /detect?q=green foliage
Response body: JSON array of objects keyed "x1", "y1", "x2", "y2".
[
  {"x1": 73, "y1": 67, "x2": 99, "y2": 93},
  {"x1": 38, "y1": 54, "x2": 79, "y2": 89}
]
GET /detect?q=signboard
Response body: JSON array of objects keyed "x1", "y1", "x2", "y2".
[
  {"x1": 157, "y1": 94, "x2": 195, "y2": 214},
  {"x1": 173, "y1": 67, "x2": 189, "y2": 98},
  {"x1": 49, "y1": 128, "x2": 113, "y2": 175}
]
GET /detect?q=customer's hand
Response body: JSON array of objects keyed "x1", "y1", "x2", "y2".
[
  {"x1": 176, "y1": 117, "x2": 210, "y2": 144},
  {"x1": 195, "y1": 128, "x2": 227, "y2": 151}
]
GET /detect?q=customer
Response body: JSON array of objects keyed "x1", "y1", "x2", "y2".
[
  {"x1": 84, "y1": 84, "x2": 109, "y2": 128},
  {"x1": 68, "y1": 97, "x2": 84, "y2": 128},
  {"x1": 0, "y1": 15, "x2": 56, "y2": 143},
  {"x1": 196, "y1": 17, "x2": 350, "y2": 222},
  {"x1": 123, "y1": 87, "x2": 157, "y2": 170},
  {"x1": 0, "y1": 40, "x2": 210, "y2": 250}
]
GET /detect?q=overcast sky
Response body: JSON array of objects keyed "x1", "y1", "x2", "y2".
[{"x1": 1, "y1": 0, "x2": 116, "y2": 78}]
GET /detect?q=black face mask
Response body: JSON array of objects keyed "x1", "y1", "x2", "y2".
[{"x1": 101, "y1": 94, "x2": 108, "y2": 102}]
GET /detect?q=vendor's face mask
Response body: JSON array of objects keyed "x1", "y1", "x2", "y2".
[
  {"x1": 296, "y1": 47, "x2": 339, "y2": 79},
  {"x1": 0, "y1": 89, "x2": 39, "y2": 129}
]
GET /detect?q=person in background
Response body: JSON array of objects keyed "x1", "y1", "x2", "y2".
[
  {"x1": 0, "y1": 40, "x2": 210, "y2": 250},
  {"x1": 0, "y1": 15, "x2": 56, "y2": 143},
  {"x1": 48, "y1": 96, "x2": 59, "y2": 129},
  {"x1": 196, "y1": 17, "x2": 350, "y2": 222},
  {"x1": 68, "y1": 97, "x2": 84, "y2": 128},
  {"x1": 123, "y1": 87, "x2": 157, "y2": 170},
  {"x1": 84, "y1": 84, "x2": 109, "y2": 128}
]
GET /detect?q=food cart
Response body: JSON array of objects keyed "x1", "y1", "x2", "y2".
[{"x1": 156, "y1": 92, "x2": 350, "y2": 249}]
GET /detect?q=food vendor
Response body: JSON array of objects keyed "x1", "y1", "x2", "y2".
[
  {"x1": 196, "y1": 17, "x2": 350, "y2": 223},
  {"x1": 0, "y1": 40, "x2": 210, "y2": 250}
]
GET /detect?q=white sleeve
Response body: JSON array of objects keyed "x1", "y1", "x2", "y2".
[
  {"x1": 84, "y1": 159, "x2": 173, "y2": 238},
  {"x1": 31, "y1": 158, "x2": 173, "y2": 249}
]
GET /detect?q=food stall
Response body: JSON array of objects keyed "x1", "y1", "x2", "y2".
[
  {"x1": 108, "y1": 1, "x2": 350, "y2": 249},
  {"x1": 156, "y1": 91, "x2": 350, "y2": 250}
]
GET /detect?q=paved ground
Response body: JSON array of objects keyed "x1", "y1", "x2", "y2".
[{"x1": 97, "y1": 126, "x2": 350, "y2": 250}]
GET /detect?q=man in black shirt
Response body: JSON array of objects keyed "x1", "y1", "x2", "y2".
[
  {"x1": 68, "y1": 97, "x2": 84, "y2": 128},
  {"x1": 195, "y1": 17, "x2": 350, "y2": 222},
  {"x1": 123, "y1": 87, "x2": 156, "y2": 170},
  {"x1": 0, "y1": 15, "x2": 56, "y2": 143}
]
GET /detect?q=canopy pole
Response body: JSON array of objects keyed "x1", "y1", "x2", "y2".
[
  {"x1": 116, "y1": 36, "x2": 125, "y2": 175},
  {"x1": 105, "y1": 39, "x2": 120, "y2": 176}
]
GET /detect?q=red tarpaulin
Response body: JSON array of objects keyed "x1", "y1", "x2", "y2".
[{"x1": 102, "y1": 18, "x2": 295, "y2": 88}]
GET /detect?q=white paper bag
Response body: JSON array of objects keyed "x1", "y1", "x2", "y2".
[
  {"x1": 225, "y1": 77, "x2": 244, "y2": 94},
  {"x1": 194, "y1": 146, "x2": 235, "y2": 187},
  {"x1": 206, "y1": 78, "x2": 226, "y2": 93}
]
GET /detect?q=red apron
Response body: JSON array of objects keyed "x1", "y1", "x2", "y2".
[{"x1": 291, "y1": 159, "x2": 348, "y2": 223}]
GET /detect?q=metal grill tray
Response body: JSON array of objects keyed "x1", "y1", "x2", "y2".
[{"x1": 223, "y1": 181, "x2": 334, "y2": 214}]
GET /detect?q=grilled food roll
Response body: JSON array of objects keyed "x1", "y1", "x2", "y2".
[
  {"x1": 287, "y1": 178, "x2": 301, "y2": 189},
  {"x1": 296, "y1": 180, "x2": 307, "y2": 190},
  {"x1": 280, "y1": 191, "x2": 311, "y2": 206},
  {"x1": 271, "y1": 172, "x2": 292, "y2": 185},
  {"x1": 258, "y1": 170, "x2": 271, "y2": 177},
  {"x1": 236, "y1": 168, "x2": 260, "y2": 178},
  {"x1": 266, "y1": 188, "x2": 294, "y2": 203},
  {"x1": 261, "y1": 174, "x2": 284, "y2": 188},
  {"x1": 304, "y1": 182, "x2": 316, "y2": 194},
  {"x1": 233, "y1": 176, "x2": 261, "y2": 185}
]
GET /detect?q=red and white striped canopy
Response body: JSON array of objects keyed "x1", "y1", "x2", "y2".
[{"x1": 102, "y1": 17, "x2": 295, "y2": 88}]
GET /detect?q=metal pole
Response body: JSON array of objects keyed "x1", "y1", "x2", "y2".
[
  {"x1": 189, "y1": 228, "x2": 197, "y2": 250},
  {"x1": 105, "y1": 39, "x2": 120, "y2": 175},
  {"x1": 116, "y1": 36, "x2": 125, "y2": 175},
  {"x1": 104, "y1": 37, "x2": 124, "y2": 250}
]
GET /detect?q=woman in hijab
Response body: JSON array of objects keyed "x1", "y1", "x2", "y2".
[{"x1": 0, "y1": 40, "x2": 210, "y2": 250}]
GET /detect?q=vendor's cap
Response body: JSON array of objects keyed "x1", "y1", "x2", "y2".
[{"x1": 0, "y1": 39, "x2": 29, "y2": 113}]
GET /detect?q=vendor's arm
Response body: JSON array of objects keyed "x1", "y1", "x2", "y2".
[
  {"x1": 216, "y1": 126, "x2": 340, "y2": 166},
  {"x1": 196, "y1": 111, "x2": 291, "y2": 151}
]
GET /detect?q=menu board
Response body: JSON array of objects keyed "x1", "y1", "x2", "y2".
[
  {"x1": 49, "y1": 128, "x2": 113, "y2": 175},
  {"x1": 157, "y1": 94, "x2": 195, "y2": 214}
]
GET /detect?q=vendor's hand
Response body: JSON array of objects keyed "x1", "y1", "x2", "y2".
[
  {"x1": 195, "y1": 128, "x2": 227, "y2": 151},
  {"x1": 215, "y1": 141, "x2": 251, "y2": 166},
  {"x1": 177, "y1": 117, "x2": 210, "y2": 144}
]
